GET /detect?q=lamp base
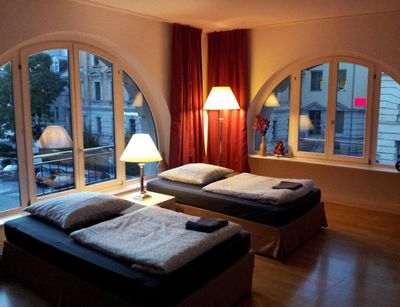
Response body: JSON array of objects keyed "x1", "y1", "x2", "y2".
[{"x1": 131, "y1": 191, "x2": 152, "y2": 200}]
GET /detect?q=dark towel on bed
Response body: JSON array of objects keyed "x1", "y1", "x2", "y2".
[
  {"x1": 185, "y1": 217, "x2": 228, "y2": 233},
  {"x1": 272, "y1": 181, "x2": 303, "y2": 190}
]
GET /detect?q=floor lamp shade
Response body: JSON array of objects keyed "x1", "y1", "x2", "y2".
[
  {"x1": 120, "y1": 134, "x2": 162, "y2": 200},
  {"x1": 39, "y1": 126, "x2": 73, "y2": 149},
  {"x1": 203, "y1": 86, "x2": 240, "y2": 110},
  {"x1": 203, "y1": 86, "x2": 240, "y2": 166}
]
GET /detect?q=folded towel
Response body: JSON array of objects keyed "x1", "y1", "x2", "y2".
[
  {"x1": 185, "y1": 217, "x2": 228, "y2": 233},
  {"x1": 272, "y1": 181, "x2": 303, "y2": 190}
]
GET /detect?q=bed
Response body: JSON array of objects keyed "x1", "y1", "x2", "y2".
[
  {"x1": 2, "y1": 192, "x2": 254, "y2": 307},
  {"x1": 147, "y1": 167, "x2": 328, "y2": 260}
]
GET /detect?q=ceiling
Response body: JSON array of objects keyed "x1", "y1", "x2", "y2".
[{"x1": 73, "y1": 0, "x2": 400, "y2": 30}]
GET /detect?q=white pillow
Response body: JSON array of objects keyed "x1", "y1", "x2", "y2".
[
  {"x1": 24, "y1": 192, "x2": 132, "y2": 230},
  {"x1": 158, "y1": 163, "x2": 233, "y2": 185}
]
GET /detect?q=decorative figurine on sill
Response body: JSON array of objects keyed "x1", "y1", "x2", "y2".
[{"x1": 273, "y1": 140, "x2": 285, "y2": 157}]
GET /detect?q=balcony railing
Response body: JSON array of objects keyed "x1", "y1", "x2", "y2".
[{"x1": 34, "y1": 145, "x2": 115, "y2": 196}]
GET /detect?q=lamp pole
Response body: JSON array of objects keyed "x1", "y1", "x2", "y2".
[{"x1": 218, "y1": 111, "x2": 223, "y2": 165}]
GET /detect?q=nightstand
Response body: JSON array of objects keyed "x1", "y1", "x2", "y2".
[{"x1": 120, "y1": 190, "x2": 176, "y2": 208}]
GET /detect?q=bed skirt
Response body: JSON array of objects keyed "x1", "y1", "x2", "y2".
[
  {"x1": 2, "y1": 241, "x2": 254, "y2": 307},
  {"x1": 164, "y1": 202, "x2": 327, "y2": 260}
]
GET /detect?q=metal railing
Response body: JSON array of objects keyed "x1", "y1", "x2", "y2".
[{"x1": 34, "y1": 145, "x2": 115, "y2": 196}]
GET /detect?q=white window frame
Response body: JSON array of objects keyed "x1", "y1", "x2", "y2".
[
  {"x1": 0, "y1": 40, "x2": 158, "y2": 217},
  {"x1": 0, "y1": 56, "x2": 29, "y2": 216},
  {"x1": 287, "y1": 56, "x2": 375, "y2": 164},
  {"x1": 249, "y1": 55, "x2": 399, "y2": 171},
  {"x1": 0, "y1": 41, "x2": 158, "y2": 216},
  {"x1": 72, "y1": 43, "x2": 125, "y2": 192}
]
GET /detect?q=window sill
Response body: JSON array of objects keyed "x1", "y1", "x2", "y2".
[{"x1": 248, "y1": 154, "x2": 398, "y2": 174}]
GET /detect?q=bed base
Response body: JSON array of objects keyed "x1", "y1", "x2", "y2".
[
  {"x1": 2, "y1": 240, "x2": 254, "y2": 307},
  {"x1": 164, "y1": 201, "x2": 327, "y2": 260}
]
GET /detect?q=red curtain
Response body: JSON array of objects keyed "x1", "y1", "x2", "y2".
[
  {"x1": 207, "y1": 29, "x2": 250, "y2": 172},
  {"x1": 169, "y1": 24, "x2": 205, "y2": 168}
]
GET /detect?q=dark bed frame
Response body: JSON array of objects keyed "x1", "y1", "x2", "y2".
[
  {"x1": 3, "y1": 240, "x2": 254, "y2": 307},
  {"x1": 163, "y1": 201, "x2": 327, "y2": 260}
]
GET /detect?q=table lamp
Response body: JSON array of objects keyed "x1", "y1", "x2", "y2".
[
  {"x1": 120, "y1": 133, "x2": 162, "y2": 200},
  {"x1": 203, "y1": 86, "x2": 240, "y2": 165}
]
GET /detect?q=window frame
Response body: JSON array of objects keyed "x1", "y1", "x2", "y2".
[
  {"x1": 0, "y1": 56, "x2": 29, "y2": 216},
  {"x1": 249, "y1": 55, "x2": 398, "y2": 170},
  {"x1": 328, "y1": 57, "x2": 375, "y2": 164},
  {"x1": 0, "y1": 41, "x2": 159, "y2": 215},
  {"x1": 287, "y1": 56, "x2": 375, "y2": 164}
]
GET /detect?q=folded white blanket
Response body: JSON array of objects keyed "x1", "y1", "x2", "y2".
[
  {"x1": 70, "y1": 206, "x2": 241, "y2": 274},
  {"x1": 203, "y1": 173, "x2": 314, "y2": 205}
]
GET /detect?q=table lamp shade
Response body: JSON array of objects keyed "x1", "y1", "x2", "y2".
[
  {"x1": 203, "y1": 86, "x2": 240, "y2": 110},
  {"x1": 120, "y1": 134, "x2": 162, "y2": 163},
  {"x1": 39, "y1": 126, "x2": 73, "y2": 149}
]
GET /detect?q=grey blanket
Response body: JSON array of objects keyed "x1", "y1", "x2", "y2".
[
  {"x1": 70, "y1": 206, "x2": 241, "y2": 274},
  {"x1": 203, "y1": 172, "x2": 314, "y2": 205}
]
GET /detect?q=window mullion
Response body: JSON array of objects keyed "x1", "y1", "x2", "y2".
[
  {"x1": 19, "y1": 48, "x2": 37, "y2": 203},
  {"x1": 325, "y1": 58, "x2": 338, "y2": 159},
  {"x1": 370, "y1": 72, "x2": 382, "y2": 166},
  {"x1": 289, "y1": 72, "x2": 300, "y2": 157},
  {"x1": 363, "y1": 63, "x2": 376, "y2": 165},
  {"x1": 113, "y1": 64, "x2": 125, "y2": 185},
  {"x1": 12, "y1": 55, "x2": 30, "y2": 208},
  {"x1": 71, "y1": 44, "x2": 85, "y2": 190}
]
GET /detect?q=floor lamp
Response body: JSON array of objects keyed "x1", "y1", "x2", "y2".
[
  {"x1": 120, "y1": 133, "x2": 162, "y2": 200},
  {"x1": 203, "y1": 86, "x2": 240, "y2": 165}
]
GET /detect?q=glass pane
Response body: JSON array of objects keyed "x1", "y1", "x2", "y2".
[
  {"x1": 334, "y1": 62, "x2": 368, "y2": 157},
  {"x1": 255, "y1": 76, "x2": 291, "y2": 155},
  {"x1": 79, "y1": 51, "x2": 115, "y2": 185},
  {"x1": 123, "y1": 71, "x2": 158, "y2": 179},
  {"x1": 298, "y1": 64, "x2": 329, "y2": 153},
  {"x1": 0, "y1": 62, "x2": 21, "y2": 211},
  {"x1": 376, "y1": 73, "x2": 400, "y2": 165},
  {"x1": 28, "y1": 50, "x2": 75, "y2": 196}
]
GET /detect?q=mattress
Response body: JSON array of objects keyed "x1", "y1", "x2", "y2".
[
  {"x1": 147, "y1": 178, "x2": 321, "y2": 227},
  {"x1": 4, "y1": 215, "x2": 250, "y2": 306}
]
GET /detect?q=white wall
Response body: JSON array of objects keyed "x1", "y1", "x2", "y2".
[
  {"x1": 0, "y1": 0, "x2": 171, "y2": 156},
  {"x1": 249, "y1": 11, "x2": 400, "y2": 213}
]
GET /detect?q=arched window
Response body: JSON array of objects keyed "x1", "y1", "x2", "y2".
[
  {"x1": 252, "y1": 56, "x2": 399, "y2": 169},
  {"x1": 0, "y1": 42, "x2": 159, "y2": 213}
]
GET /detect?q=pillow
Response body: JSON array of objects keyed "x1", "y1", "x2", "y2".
[
  {"x1": 24, "y1": 191, "x2": 132, "y2": 230},
  {"x1": 158, "y1": 163, "x2": 233, "y2": 185}
]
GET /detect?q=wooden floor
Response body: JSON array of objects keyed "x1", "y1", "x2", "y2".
[{"x1": 1, "y1": 203, "x2": 400, "y2": 307}]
